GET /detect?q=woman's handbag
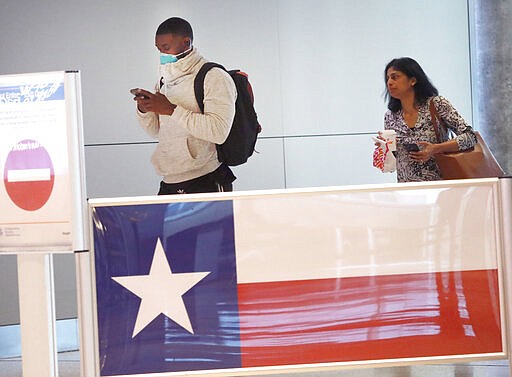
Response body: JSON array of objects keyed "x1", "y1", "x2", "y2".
[{"x1": 429, "y1": 101, "x2": 505, "y2": 180}]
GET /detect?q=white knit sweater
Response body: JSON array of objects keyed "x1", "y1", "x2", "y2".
[{"x1": 137, "y1": 48, "x2": 237, "y2": 183}]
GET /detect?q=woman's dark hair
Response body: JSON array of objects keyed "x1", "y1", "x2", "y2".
[
  {"x1": 156, "y1": 17, "x2": 193, "y2": 41},
  {"x1": 384, "y1": 57, "x2": 438, "y2": 112}
]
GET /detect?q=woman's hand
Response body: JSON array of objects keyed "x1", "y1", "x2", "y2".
[
  {"x1": 409, "y1": 141, "x2": 437, "y2": 162},
  {"x1": 410, "y1": 139, "x2": 461, "y2": 162},
  {"x1": 134, "y1": 89, "x2": 176, "y2": 115},
  {"x1": 374, "y1": 132, "x2": 386, "y2": 146}
]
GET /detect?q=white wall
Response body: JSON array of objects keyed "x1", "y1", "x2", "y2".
[
  {"x1": 0, "y1": 0, "x2": 470, "y2": 325},
  {"x1": 0, "y1": 0, "x2": 471, "y2": 197}
]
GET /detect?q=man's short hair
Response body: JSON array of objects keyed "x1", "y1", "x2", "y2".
[{"x1": 156, "y1": 17, "x2": 193, "y2": 41}]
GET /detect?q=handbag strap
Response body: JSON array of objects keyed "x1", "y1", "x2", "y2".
[{"x1": 428, "y1": 99, "x2": 443, "y2": 143}]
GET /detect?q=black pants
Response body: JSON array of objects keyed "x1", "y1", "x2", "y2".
[{"x1": 157, "y1": 164, "x2": 236, "y2": 195}]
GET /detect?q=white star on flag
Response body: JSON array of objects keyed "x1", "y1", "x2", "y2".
[{"x1": 112, "y1": 238, "x2": 210, "y2": 338}]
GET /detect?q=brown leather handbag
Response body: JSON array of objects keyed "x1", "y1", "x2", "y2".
[{"x1": 429, "y1": 101, "x2": 505, "y2": 179}]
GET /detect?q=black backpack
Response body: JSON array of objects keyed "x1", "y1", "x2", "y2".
[{"x1": 194, "y1": 62, "x2": 261, "y2": 166}]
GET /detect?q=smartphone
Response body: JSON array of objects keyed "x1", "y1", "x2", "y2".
[
  {"x1": 130, "y1": 88, "x2": 149, "y2": 99},
  {"x1": 404, "y1": 143, "x2": 420, "y2": 152}
]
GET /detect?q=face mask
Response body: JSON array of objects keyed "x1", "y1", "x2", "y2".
[
  {"x1": 159, "y1": 46, "x2": 193, "y2": 65},
  {"x1": 160, "y1": 53, "x2": 178, "y2": 64}
]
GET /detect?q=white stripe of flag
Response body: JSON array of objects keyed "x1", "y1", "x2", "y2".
[{"x1": 234, "y1": 185, "x2": 498, "y2": 283}]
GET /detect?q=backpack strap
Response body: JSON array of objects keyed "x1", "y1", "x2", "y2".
[{"x1": 194, "y1": 62, "x2": 226, "y2": 113}]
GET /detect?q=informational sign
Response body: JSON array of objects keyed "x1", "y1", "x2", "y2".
[
  {"x1": 83, "y1": 179, "x2": 507, "y2": 377},
  {"x1": 0, "y1": 71, "x2": 87, "y2": 253}
]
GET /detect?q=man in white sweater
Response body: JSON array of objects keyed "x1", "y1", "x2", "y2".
[{"x1": 134, "y1": 17, "x2": 237, "y2": 194}]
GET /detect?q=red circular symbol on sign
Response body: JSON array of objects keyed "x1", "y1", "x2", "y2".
[{"x1": 3, "y1": 139, "x2": 55, "y2": 211}]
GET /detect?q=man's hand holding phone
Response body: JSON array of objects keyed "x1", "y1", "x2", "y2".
[
  {"x1": 130, "y1": 88, "x2": 150, "y2": 100},
  {"x1": 132, "y1": 88, "x2": 151, "y2": 113},
  {"x1": 131, "y1": 88, "x2": 176, "y2": 115}
]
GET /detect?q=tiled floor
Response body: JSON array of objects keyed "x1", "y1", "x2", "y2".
[
  {"x1": 0, "y1": 351, "x2": 79, "y2": 377},
  {"x1": 0, "y1": 352, "x2": 509, "y2": 377}
]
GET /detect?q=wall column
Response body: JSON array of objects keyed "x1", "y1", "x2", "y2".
[{"x1": 469, "y1": 0, "x2": 512, "y2": 175}]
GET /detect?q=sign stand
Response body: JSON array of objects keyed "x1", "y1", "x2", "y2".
[
  {"x1": 17, "y1": 253, "x2": 58, "y2": 377},
  {"x1": 0, "y1": 71, "x2": 88, "y2": 377}
]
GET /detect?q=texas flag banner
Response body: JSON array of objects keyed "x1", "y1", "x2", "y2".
[{"x1": 91, "y1": 184, "x2": 503, "y2": 376}]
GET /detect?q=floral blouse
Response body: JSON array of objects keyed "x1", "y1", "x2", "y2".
[{"x1": 384, "y1": 96, "x2": 476, "y2": 182}]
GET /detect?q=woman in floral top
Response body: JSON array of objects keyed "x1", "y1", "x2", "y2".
[{"x1": 383, "y1": 57, "x2": 476, "y2": 182}]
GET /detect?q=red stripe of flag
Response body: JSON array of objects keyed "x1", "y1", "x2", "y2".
[{"x1": 238, "y1": 270, "x2": 502, "y2": 367}]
